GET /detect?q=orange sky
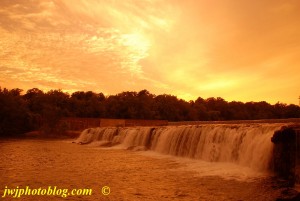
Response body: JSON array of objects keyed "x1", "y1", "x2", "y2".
[{"x1": 0, "y1": 0, "x2": 299, "y2": 104}]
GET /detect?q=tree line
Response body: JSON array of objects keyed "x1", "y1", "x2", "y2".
[{"x1": 1, "y1": 87, "x2": 300, "y2": 136}]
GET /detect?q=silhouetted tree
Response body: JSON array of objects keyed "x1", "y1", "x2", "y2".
[
  {"x1": 154, "y1": 94, "x2": 182, "y2": 121},
  {"x1": 193, "y1": 97, "x2": 209, "y2": 120},
  {"x1": 136, "y1": 90, "x2": 155, "y2": 119},
  {"x1": 71, "y1": 91, "x2": 105, "y2": 118},
  {"x1": 284, "y1": 104, "x2": 300, "y2": 118},
  {"x1": 273, "y1": 102, "x2": 287, "y2": 119},
  {"x1": 0, "y1": 88, "x2": 31, "y2": 136},
  {"x1": 1, "y1": 86, "x2": 300, "y2": 137}
]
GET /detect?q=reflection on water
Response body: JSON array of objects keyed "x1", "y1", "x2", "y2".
[{"x1": 0, "y1": 139, "x2": 294, "y2": 200}]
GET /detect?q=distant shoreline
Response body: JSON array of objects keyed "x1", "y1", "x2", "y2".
[{"x1": 169, "y1": 118, "x2": 300, "y2": 125}]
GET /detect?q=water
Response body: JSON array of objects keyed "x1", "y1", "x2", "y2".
[
  {"x1": 0, "y1": 123, "x2": 296, "y2": 200},
  {"x1": 0, "y1": 139, "x2": 287, "y2": 201},
  {"x1": 77, "y1": 124, "x2": 284, "y2": 172}
]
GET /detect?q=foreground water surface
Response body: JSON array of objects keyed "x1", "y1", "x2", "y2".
[{"x1": 0, "y1": 139, "x2": 292, "y2": 200}]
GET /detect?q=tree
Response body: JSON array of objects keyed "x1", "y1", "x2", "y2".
[
  {"x1": 2, "y1": 86, "x2": 300, "y2": 138},
  {"x1": 71, "y1": 91, "x2": 105, "y2": 117},
  {"x1": 154, "y1": 94, "x2": 182, "y2": 121},
  {"x1": 0, "y1": 88, "x2": 32, "y2": 136},
  {"x1": 284, "y1": 104, "x2": 300, "y2": 118}
]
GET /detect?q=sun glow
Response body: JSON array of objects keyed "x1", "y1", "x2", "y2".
[
  {"x1": 119, "y1": 32, "x2": 151, "y2": 75},
  {"x1": 0, "y1": 1, "x2": 299, "y2": 104},
  {"x1": 121, "y1": 32, "x2": 150, "y2": 54}
]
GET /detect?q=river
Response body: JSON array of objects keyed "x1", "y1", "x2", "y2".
[{"x1": 0, "y1": 138, "x2": 291, "y2": 201}]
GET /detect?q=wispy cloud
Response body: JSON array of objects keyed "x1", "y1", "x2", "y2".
[
  {"x1": 0, "y1": 0, "x2": 170, "y2": 93},
  {"x1": 0, "y1": 0, "x2": 299, "y2": 103}
]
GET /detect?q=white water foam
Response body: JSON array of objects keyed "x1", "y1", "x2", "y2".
[{"x1": 76, "y1": 124, "x2": 285, "y2": 174}]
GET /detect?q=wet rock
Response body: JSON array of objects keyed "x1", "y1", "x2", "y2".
[
  {"x1": 271, "y1": 126, "x2": 297, "y2": 186},
  {"x1": 276, "y1": 188, "x2": 300, "y2": 201},
  {"x1": 271, "y1": 127, "x2": 296, "y2": 144}
]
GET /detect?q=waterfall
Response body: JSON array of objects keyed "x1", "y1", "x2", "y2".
[
  {"x1": 75, "y1": 127, "x2": 118, "y2": 144},
  {"x1": 76, "y1": 124, "x2": 284, "y2": 171}
]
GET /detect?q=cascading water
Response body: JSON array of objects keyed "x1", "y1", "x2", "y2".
[
  {"x1": 76, "y1": 124, "x2": 284, "y2": 172},
  {"x1": 76, "y1": 127, "x2": 118, "y2": 145}
]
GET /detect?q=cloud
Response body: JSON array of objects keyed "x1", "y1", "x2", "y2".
[
  {"x1": 0, "y1": 0, "x2": 299, "y2": 104},
  {"x1": 0, "y1": 0, "x2": 168, "y2": 93}
]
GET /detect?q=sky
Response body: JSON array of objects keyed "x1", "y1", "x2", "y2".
[{"x1": 0, "y1": 0, "x2": 299, "y2": 104}]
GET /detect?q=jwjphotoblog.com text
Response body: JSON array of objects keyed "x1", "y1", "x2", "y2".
[{"x1": 2, "y1": 186, "x2": 92, "y2": 198}]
